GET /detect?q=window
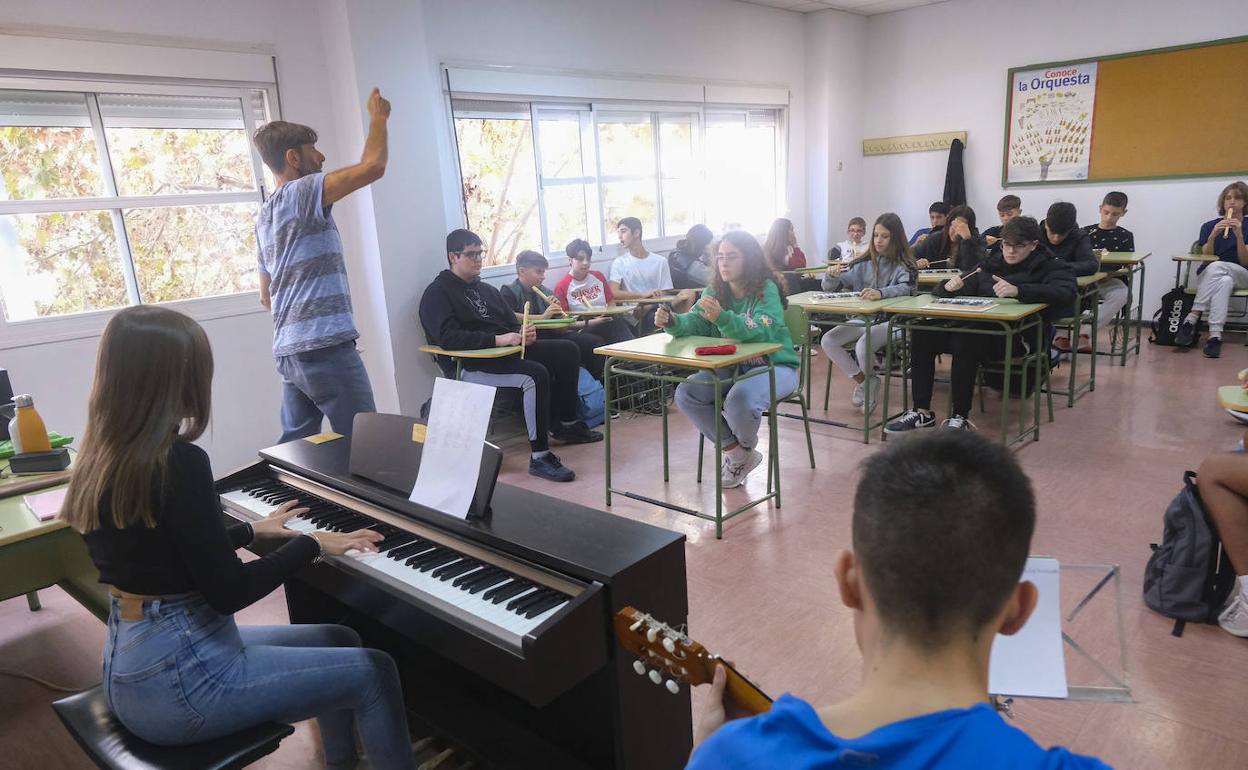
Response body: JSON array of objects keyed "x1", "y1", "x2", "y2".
[
  {"x1": 449, "y1": 96, "x2": 784, "y2": 268},
  {"x1": 0, "y1": 84, "x2": 272, "y2": 324}
]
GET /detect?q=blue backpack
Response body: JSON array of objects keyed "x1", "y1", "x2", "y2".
[{"x1": 576, "y1": 368, "x2": 605, "y2": 428}]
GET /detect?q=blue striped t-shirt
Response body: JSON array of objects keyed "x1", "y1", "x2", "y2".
[{"x1": 256, "y1": 172, "x2": 358, "y2": 357}]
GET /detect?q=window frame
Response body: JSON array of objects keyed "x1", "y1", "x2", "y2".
[
  {"x1": 449, "y1": 94, "x2": 785, "y2": 280},
  {"x1": 0, "y1": 76, "x2": 278, "y2": 350}
]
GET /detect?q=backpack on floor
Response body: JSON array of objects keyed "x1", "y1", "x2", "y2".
[
  {"x1": 576, "y1": 367, "x2": 605, "y2": 429},
  {"x1": 1149, "y1": 287, "x2": 1200, "y2": 347},
  {"x1": 1142, "y1": 471, "x2": 1236, "y2": 637}
]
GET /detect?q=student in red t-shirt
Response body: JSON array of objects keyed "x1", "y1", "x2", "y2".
[{"x1": 553, "y1": 239, "x2": 635, "y2": 346}]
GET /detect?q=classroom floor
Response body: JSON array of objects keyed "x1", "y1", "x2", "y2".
[{"x1": 2, "y1": 335, "x2": 1245, "y2": 769}]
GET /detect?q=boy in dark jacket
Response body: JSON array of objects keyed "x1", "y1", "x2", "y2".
[
  {"x1": 1041, "y1": 202, "x2": 1098, "y2": 276},
  {"x1": 501, "y1": 249, "x2": 607, "y2": 380},
  {"x1": 419, "y1": 229, "x2": 602, "y2": 483},
  {"x1": 886, "y1": 217, "x2": 1076, "y2": 434}
]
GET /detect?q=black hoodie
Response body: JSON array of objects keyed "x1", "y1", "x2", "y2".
[
  {"x1": 914, "y1": 229, "x2": 986, "y2": 272},
  {"x1": 1040, "y1": 220, "x2": 1098, "y2": 277},
  {"x1": 938, "y1": 244, "x2": 1077, "y2": 322},
  {"x1": 419, "y1": 269, "x2": 518, "y2": 353}
]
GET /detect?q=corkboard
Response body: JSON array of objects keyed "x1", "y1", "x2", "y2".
[{"x1": 1003, "y1": 36, "x2": 1248, "y2": 186}]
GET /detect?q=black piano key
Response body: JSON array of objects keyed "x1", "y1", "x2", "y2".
[
  {"x1": 508, "y1": 588, "x2": 554, "y2": 614},
  {"x1": 455, "y1": 566, "x2": 502, "y2": 589},
  {"x1": 481, "y1": 578, "x2": 520, "y2": 601},
  {"x1": 523, "y1": 593, "x2": 567, "y2": 619},
  {"x1": 310, "y1": 510, "x2": 353, "y2": 526},
  {"x1": 388, "y1": 540, "x2": 432, "y2": 561},
  {"x1": 417, "y1": 553, "x2": 462, "y2": 573},
  {"x1": 487, "y1": 581, "x2": 534, "y2": 604},
  {"x1": 377, "y1": 533, "x2": 417, "y2": 552},
  {"x1": 325, "y1": 515, "x2": 371, "y2": 532},
  {"x1": 407, "y1": 548, "x2": 451, "y2": 568},
  {"x1": 433, "y1": 559, "x2": 481, "y2": 581},
  {"x1": 466, "y1": 574, "x2": 512, "y2": 595}
]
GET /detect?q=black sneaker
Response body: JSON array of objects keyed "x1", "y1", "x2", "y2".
[
  {"x1": 885, "y1": 409, "x2": 936, "y2": 434},
  {"x1": 529, "y1": 452, "x2": 575, "y2": 482},
  {"x1": 1174, "y1": 320, "x2": 1196, "y2": 347},
  {"x1": 1203, "y1": 337, "x2": 1222, "y2": 358},
  {"x1": 550, "y1": 421, "x2": 604, "y2": 444}
]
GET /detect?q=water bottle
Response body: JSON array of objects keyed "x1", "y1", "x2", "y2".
[{"x1": 9, "y1": 394, "x2": 51, "y2": 454}]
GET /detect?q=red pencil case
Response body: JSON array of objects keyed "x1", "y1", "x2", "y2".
[{"x1": 695, "y1": 344, "x2": 737, "y2": 356}]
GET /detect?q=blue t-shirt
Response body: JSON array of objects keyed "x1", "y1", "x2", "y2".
[
  {"x1": 255, "y1": 173, "x2": 358, "y2": 357},
  {"x1": 1198, "y1": 216, "x2": 1247, "y2": 264},
  {"x1": 909, "y1": 227, "x2": 932, "y2": 246},
  {"x1": 686, "y1": 695, "x2": 1111, "y2": 770}
]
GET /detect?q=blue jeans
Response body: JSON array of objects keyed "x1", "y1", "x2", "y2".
[
  {"x1": 674, "y1": 364, "x2": 798, "y2": 449},
  {"x1": 276, "y1": 340, "x2": 376, "y2": 443},
  {"x1": 102, "y1": 594, "x2": 413, "y2": 770}
]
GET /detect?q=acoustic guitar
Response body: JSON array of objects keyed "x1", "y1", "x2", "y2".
[{"x1": 614, "y1": 606, "x2": 773, "y2": 715}]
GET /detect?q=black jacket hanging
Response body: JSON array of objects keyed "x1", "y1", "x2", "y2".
[{"x1": 943, "y1": 137, "x2": 966, "y2": 206}]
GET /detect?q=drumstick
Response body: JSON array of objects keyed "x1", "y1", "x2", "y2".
[
  {"x1": 926, "y1": 259, "x2": 950, "y2": 266},
  {"x1": 520, "y1": 301, "x2": 530, "y2": 360},
  {"x1": 959, "y1": 267, "x2": 982, "y2": 280},
  {"x1": 532, "y1": 285, "x2": 568, "y2": 317}
]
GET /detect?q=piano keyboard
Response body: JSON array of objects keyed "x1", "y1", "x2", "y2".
[{"x1": 220, "y1": 478, "x2": 576, "y2": 651}]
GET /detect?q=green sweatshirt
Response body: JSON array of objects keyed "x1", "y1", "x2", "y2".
[{"x1": 666, "y1": 280, "x2": 798, "y2": 368}]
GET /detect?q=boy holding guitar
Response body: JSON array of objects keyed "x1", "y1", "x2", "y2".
[{"x1": 688, "y1": 431, "x2": 1108, "y2": 769}]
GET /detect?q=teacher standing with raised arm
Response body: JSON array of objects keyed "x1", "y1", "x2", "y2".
[{"x1": 254, "y1": 88, "x2": 391, "y2": 442}]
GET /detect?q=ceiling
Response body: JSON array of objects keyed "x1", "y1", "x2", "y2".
[{"x1": 731, "y1": 0, "x2": 948, "y2": 15}]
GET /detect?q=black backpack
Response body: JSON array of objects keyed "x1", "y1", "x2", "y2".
[
  {"x1": 1149, "y1": 287, "x2": 1200, "y2": 347},
  {"x1": 1143, "y1": 471, "x2": 1235, "y2": 636}
]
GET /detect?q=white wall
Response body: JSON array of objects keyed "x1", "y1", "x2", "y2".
[
  {"x1": 857, "y1": 0, "x2": 1248, "y2": 317},
  {"x1": 0, "y1": 0, "x2": 386, "y2": 469}
]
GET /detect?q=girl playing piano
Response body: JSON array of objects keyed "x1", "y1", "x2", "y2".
[{"x1": 63, "y1": 306, "x2": 416, "y2": 769}]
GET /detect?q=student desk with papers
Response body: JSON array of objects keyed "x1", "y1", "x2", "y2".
[
  {"x1": 1098, "y1": 251, "x2": 1151, "y2": 366},
  {"x1": 595, "y1": 334, "x2": 782, "y2": 539},
  {"x1": 787, "y1": 291, "x2": 906, "y2": 444},
  {"x1": 0, "y1": 468, "x2": 107, "y2": 621},
  {"x1": 880, "y1": 295, "x2": 1049, "y2": 447}
]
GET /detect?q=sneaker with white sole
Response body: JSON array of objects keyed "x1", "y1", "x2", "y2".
[
  {"x1": 861, "y1": 375, "x2": 880, "y2": 415},
  {"x1": 1218, "y1": 591, "x2": 1248, "y2": 637},
  {"x1": 885, "y1": 409, "x2": 935, "y2": 433},
  {"x1": 942, "y1": 414, "x2": 976, "y2": 431},
  {"x1": 851, "y1": 380, "x2": 866, "y2": 408},
  {"x1": 721, "y1": 449, "x2": 763, "y2": 489}
]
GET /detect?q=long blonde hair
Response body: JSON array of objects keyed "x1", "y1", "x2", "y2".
[{"x1": 62, "y1": 306, "x2": 213, "y2": 533}]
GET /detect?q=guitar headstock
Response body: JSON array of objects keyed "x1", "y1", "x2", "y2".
[{"x1": 614, "y1": 606, "x2": 716, "y2": 694}]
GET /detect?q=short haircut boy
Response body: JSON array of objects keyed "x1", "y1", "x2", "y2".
[
  {"x1": 929, "y1": 201, "x2": 952, "y2": 216},
  {"x1": 252, "y1": 121, "x2": 317, "y2": 173},
  {"x1": 1045, "y1": 202, "x2": 1078, "y2": 235},
  {"x1": 1002, "y1": 215, "x2": 1042, "y2": 244},
  {"x1": 565, "y1": 239, "x2": 592, "y2": 259},
  {"x1": 1102, "y1": 191, "x2": 1128, "y2": 209},
  {"x1": 515, "y1": 250, "x2": 547, "y2": 270},
  {"x1": 853, "y1": 430, "x2": 1035, "y2": 644},
  {"x1": 848, "y1": 216, "x2": 867, "y2": 229},
  {"x1": 618, "y1": 217, "x2": 642, "y2": 234},
  {"x1": 446, "y1": 228, "x2": 482, "y2": 256},
  {"x1": 997, "y1": 195, "x2": 1021, "y2": 212}
]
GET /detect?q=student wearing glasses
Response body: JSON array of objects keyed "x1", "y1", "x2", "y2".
[{"x1": 418, "y1": 230, "x2": 602, "y2": 483}]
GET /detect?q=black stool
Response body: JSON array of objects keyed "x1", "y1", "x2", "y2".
[{"x1": 52, "y1": 686, "x2": 293, "y2": 770}]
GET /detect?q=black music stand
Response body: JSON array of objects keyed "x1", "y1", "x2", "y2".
[{"x1": 348, "y1": 412, "x2": 501, "y2": 522}]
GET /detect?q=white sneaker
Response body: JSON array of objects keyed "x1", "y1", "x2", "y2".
[
  {"x1": 851, "y1": 380, "x2": 866, "y2": 408},
  {"x1": 721, "y1": 449, "x2": 763, "y2": 489},
  {"x1": 942, "y1": 415, "x2": 977, "y2": 431},
  {"x1": 861, "y1": 376, "x2": 880, "y2": 415},
  {"x1": 1218, "y1": 591, "x2": 1248, "y2": 637}
]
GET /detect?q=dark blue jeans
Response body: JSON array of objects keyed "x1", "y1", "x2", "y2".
[
  {"x1": 102, "y1": 594, "x2": 413, "y2": 769},
  {"x1": 276, "y1": 340, "x2": 376, "y2": 443}
]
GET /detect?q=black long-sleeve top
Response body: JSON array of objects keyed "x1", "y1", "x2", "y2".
[
  {"x1": 1040, "y1": 221, "x2": 1098, "y2": 276},
  {"x1": 83, "y1": 441, "x2": 318, "y2": 615},
  {"x1": 914, "y1": 230, "x2": 986, "y2": 272},
  {"x1": 419, "y1": 269, "x2": 518, "y2": 351}
]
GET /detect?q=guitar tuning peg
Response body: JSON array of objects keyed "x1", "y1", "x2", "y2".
[
  {"x1": 646, "y1": 628, "x2": 658, "y2": 643},
  {"x1": 648, "y1": 669, "x2": 663, "y2": 685},
  {"x1": 633, "y1": 660, "x2": 646, "y2": 676},
  {"x1": 665, "y1": 679, "x2": 680, "y2": 694},
  {"x1": 662, "y1": 637, "x2": 676, "y2": 653},
  {"x1": 629, "y1": 620, "x2": 643, "y2": 632}
]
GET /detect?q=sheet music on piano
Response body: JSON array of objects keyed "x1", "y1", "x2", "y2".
[{"x1": 409, "y1": 377, "x2": 496, "y2": 520}]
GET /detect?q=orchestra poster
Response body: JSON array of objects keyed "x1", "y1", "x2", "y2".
[{"x1": 1005, "y1": 62, "x2": 1098, "y2": 184}]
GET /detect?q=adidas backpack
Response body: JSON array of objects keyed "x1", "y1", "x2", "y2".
[{"x1": 1149, "y1": 287, "x2": 1200, "y2": 347}]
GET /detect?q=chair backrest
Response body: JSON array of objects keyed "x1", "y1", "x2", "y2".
[{"x1": 783, "y1": 305, "x2": 809, "y2": 396}]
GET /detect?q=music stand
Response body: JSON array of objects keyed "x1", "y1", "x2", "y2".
[{"x1": 348, "y1": 412, "x2": 502, "y2": 521}]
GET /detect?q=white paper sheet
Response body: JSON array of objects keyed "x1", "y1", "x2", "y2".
[
  {"x1": 988, "y1": 556, "x2": 1069, "y2": 698},
  {"x1": 408, "y1": 377, "x2": 495, "y2": 520}
]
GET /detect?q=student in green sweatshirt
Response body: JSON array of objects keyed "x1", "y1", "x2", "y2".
[{"x1": 656, "y1": 231, "x2": 798, "y2": 489}]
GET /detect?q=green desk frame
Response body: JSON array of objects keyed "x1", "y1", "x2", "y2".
[
  {"x1": 1097, "y1": 252, "x2": 1150, "y2": 366},
  {"x1": 597, "y1": 334, "x2": 781, "y2": 539},
  {"x1": 1050, "y1": 273, "x2": 1102, "y2": 407}
]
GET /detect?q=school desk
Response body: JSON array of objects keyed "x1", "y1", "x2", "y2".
[
  {"x1": 880, "y1": 295, "x2": 1050, "y2": 447},
  {"x1": 1171, "y1": 253, "x2": 1215, "y2": 289},
  {"x1": 418, "y1": 343, "x2": 521, "y2": 378},
  {"x1": 1218, "y1": 385, "x2": 1248, "y2": 414},
  {"x1": 786, "y1": 291, "x2": 907, "y2": 444},
  {"x1": 594, "y1": 334, "x2": 782, "y2": 539},
  {"x1": 1097, "y1": 251, "x2": 1151, "y2": 366},
  {"x1": 0, "y1": 468, "x2": 107, "y2": 622}
]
